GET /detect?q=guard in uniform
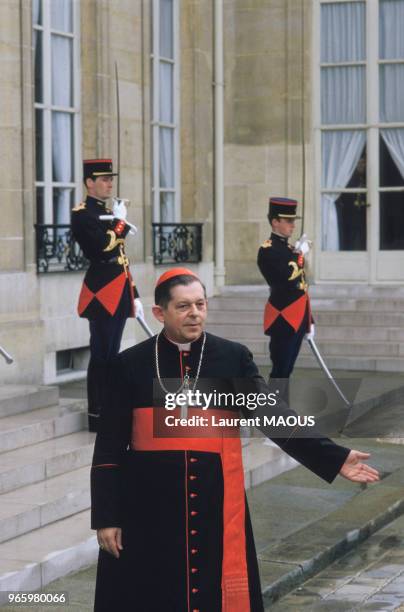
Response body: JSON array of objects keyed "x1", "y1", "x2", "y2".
[
  {"x1": 257, "y1": 197, "x2": 314, "y2": 385},
  {"x1": 71, "y1": 159, "x2": 141, "y2": 432}
]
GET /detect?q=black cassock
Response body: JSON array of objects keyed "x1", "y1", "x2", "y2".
[{"x1": 91, "y1": 332, "x2": 350, "y2": 612}]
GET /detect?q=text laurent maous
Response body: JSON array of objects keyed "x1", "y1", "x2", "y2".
[{"x1": 164, "y1": 415, "x2": 316, "y2": 428}]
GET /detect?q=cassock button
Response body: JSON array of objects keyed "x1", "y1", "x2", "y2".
[
  {"x1": 192, "y1": 589, "x2": 199, "y2": 594},
  {"x1": 190, "y1": 493, "x2": 198, "y2": 498},
  {"x1": 189, "y1": 475, "x2": 197, "y2": 480},
  {"x1": 190, "y1": 457, "x2": 198, "y2": 463},
  {"x1": 191, "y1": 530, "x2": 198, "y2": 535},
  {"x1": 191, "y1": 568, "x2": 198, "y2": 573},
  {"x1": 191, "y1": 548, "x2": 198, "y2": 554},
  {"x1": 191, "y1": 511, "x2": 198, "y2": 516}
]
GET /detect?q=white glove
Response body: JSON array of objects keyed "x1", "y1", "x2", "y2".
[
  {"x1": 134, "y1": 298, "x2": 144, "y2": 320},
  {"x1": 112, "y1": 198, "x2": 128, "y2": 221},
  {"x1": 305, "y1": 324, "x2": 315, "y2": 341},
  {"x1": 294, "y1": 233, "x2": 312, "y2": 256}
]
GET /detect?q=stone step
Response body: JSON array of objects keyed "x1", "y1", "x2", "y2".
[
  {"x1": 243, "y1": 438, "x2": 297, "y2": 490},
  {"x1": 0, "y1": 431, "x2": 95, "y2": 495},
  {"x1": 0, "y1": 386, "x2": 59, "y2": 419},
  {"x1": 0, "y1": 466, "x2": 90, "y2": 544},
  {"x1": 220, "y1": 284, "x2": 404, "y2": 299},
  {"x1": 209, "y1": 296, "x2": 404, "y2": 313},
  {"x1": 206, "y1": 331, "x2": 404, "y2": 359},
  {"x1": 206, "y1": 322, "x2": 404, "y2": 343},
  {"x1": 252, "y1": 352, "x2": 404, "y2": 372},
  {"x1": 0, "y1": 399, "x2": 87, "y2": 454},
  {"x1": 0, "y1": 510, "x2": 97, "y2": 600},
  {"x1": 207, "y1": 309, "x2": 404, "y2": 328}
]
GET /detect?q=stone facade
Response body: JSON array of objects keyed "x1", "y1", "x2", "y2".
[{"x1": 0, "y1": 0, "x2": 315, "y2": 385}]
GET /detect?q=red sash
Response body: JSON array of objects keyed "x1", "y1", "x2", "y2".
[{"x1": 132, "y1": 407, "x2": 250, "y2": 612}]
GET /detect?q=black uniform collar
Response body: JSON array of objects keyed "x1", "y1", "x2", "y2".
[
  {"x1": 270, "y1": 231, "x2": 289, "y2": 245},
  {"x1": 85, "y1": 195, "x2": 108, "y2": 210}
]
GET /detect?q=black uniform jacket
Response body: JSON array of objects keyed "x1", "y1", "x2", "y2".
[
  {"x1": 71, "y1": 196, "x2": 139, "y2": 320},
  {"x1": 257, "y1": 232, "x2": 313, "y2": 335},
  {"x1": 91, "y1": 332, "x2": 350, "y2": 612}
]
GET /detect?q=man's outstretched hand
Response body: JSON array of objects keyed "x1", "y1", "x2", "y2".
[{"x1": 339, "y1": 450, "x2": 380, "y2": 483}]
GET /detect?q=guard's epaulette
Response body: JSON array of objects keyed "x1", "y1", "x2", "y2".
[
  {"x1": 260, "y1": 239, "x2": 272, "y2": 249},
  {"x1": 72, "y1": 202, "x2": 86, "y2": 212}
]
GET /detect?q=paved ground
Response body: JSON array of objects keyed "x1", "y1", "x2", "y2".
[{"x1": 268, "y1": 514, "x2": 404, "y2": 611}]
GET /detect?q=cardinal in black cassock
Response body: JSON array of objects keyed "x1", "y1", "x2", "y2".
[{"x1": 91, "y1": 268, "x2": 379, "y2": 612}]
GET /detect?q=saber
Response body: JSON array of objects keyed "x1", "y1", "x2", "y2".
[
  {"x1": 0, "y1": 345, "x2": 14, "y2": 364},
  {"x1": 136, "y1": 315, "x2": 154, "y2": 338},
  {"x1": 307, "y1": 338, "x2": 351, "y2": 408}
]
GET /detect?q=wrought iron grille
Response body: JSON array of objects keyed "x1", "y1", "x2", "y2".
[
  {"x1": 35, "y1": 224, "x2": 89, "y2": 273},
  {"x1": 152, "y1": 223, "x2": 203, "y2": 265}
]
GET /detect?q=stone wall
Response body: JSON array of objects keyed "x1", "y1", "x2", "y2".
[{"x1": 223, "y1": 0, "x2": 314, "y2": 284}]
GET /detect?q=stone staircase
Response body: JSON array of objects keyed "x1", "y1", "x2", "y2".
[
  {"x1": 206, "y1": 284, "x2": 404, "y2": 372},
  {"x1": 0, "y1": 385, "x2": 96, "y2": 600},
  {"x1": 0, "y1": 384, "x2": 292, "y2": 600}
]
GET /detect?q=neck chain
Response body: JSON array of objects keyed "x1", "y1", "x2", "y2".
[{"x1": 155, "y1": 331, "x2": 206, "y2": 396}]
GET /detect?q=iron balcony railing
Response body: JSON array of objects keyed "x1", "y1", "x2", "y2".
[
  {"x1": 152, "y1": 223, "x2": 203, "y2": 265},
  {"x1": 35, "y1": 224, "x2": 89, "y2": 273}
]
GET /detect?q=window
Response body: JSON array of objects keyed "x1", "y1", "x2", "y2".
[
  {"x1": 319, "y1": 0, "x2": 404, "y2": 253},
  {"x1": 33, "y1": 0, "x2": 81, "y2": 226},
  {"x1": 151, "y1": 0, "x2": 180, "y2": 222},
  {"x1": 320, "y1": 1, "x2": 367, "y2": 251}
]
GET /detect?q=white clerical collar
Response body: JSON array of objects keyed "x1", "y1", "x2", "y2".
[{"x1": 164, "y1": 333, "x2": 191, "y2": 352}]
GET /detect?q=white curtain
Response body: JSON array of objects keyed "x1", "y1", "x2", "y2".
[
  {"x1": 160, "y1": 0, "x2": 173, "y2": 59},
  {"x1": 320, "y1": 1, "x2": 366, "y2": 249},
  {"x1": 51, "y1": 0, "x2": 72, "y2": 32},
  {"x1": 322, "y1": 131, "x2": 366, "y2": 250},
  {"x1": 380, "y1": 1, "x2": 404, "y2": 177},
  {"x1": 51, "y1": 28, "x2": 73, "y2": 225}
]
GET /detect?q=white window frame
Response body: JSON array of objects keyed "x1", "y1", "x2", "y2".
[
  {"x1": 151, "y1": 0, "x2": 181, "y2": 223},
  {"x1": 314, "y1": 0, "x2": 404, "y2": 283},
  {"x1": 33, "y1": 0, "x2": 82, "y2": 225}
]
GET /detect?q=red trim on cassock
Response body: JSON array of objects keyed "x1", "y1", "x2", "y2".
[{"x1": 132, "y1": 407, "x2": 250, "y2": 612}]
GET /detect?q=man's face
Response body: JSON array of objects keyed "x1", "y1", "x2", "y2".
[
  {"x1": 152, "y1": 281, "x2": 208, "y2": 343},
  {"x1": 86, "y1": 176, "x2": 114, "y2": 201},
  {"x1": 271, "y1": 217, "x2": 295, "y2": 238}
]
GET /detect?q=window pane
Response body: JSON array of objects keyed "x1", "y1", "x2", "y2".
[
  {"x1": 160, "y1": 0, "x2": 173, "y2": 59},
  {"x1": 322, "y1": 192, "x2": 367, "y2": 251},
  {"x1": 322, "y1": 131, "x2": 366, "y2": 188},
  {"x1": 160, "y1": 191, "x2": 175, "y2": 223},
  {"x1": 321, "y1": 67, "x2": 366, "y2": 124},
  {"x1": 321, "y1": 2, "x2": 365, "y2": 63},
  {"x1": 380, "y1": 65, "x2": 404, "y2": 122},
  {"x1": 35, "y1": 110, "x2": 44, "y2": 182},
  {"x1": 53, "y1": 187, "x2": 74, "y2": 225},
  {"x1": 51, "y1": 35, "x2": 73, "y2": 106},
  {"x1": 159, "y1": 62, "x2": 173, "y2": 123},
  {"x1": 52, "y1": 112, "x2": 74, "y2": 182},
  {"x1": 36, "y1": 187, "x2": 44, "y2": 225},
  {"x1": 159, "y1": 128, "x2": 174, "y2": 188},
  {"x1": 51, "y1": 0, "x2": 73, "y2": 32},
  {"x1": 34, "y1": 29, "x2": 43, "y2": 103},
  {"x1": 33, "y1": 0, "x2": 41, "y2": 25},
  {"x1": 380, "y1": 192, "x2": 404, "y2": 250},
  {"x1": 380, "y1": 0, "x2": 404, "y2": 60},
  {"x1": 380, "y1": 132, "x2": 404, "y2": 187}
]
